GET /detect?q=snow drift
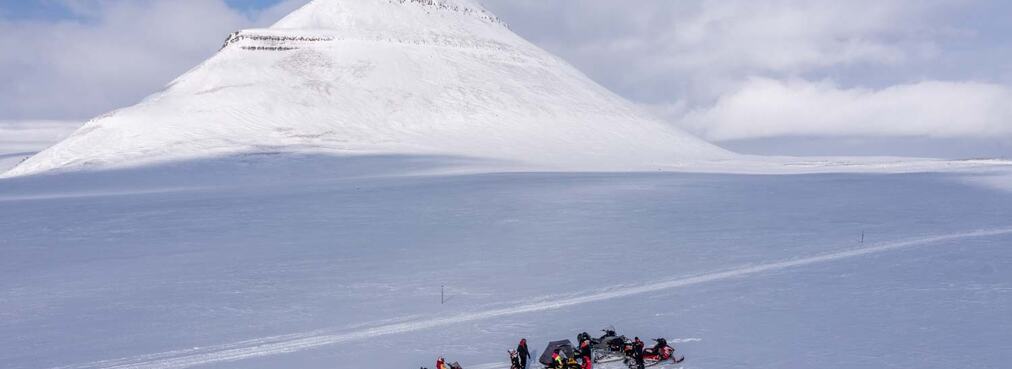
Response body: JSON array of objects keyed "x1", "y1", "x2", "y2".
[{"x1": 4, "y1": 0, "x2": 730, "y2": 177}]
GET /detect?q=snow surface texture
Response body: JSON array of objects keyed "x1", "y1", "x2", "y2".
[
  {"x1": 2, "y1": 158, "x2": 1011, "y2": 369},
  {"x1": 38, "y1": 228, "x2": 1012, "y2": 369},
  {"x1": 6, "y1": 0, "x2": 729, "y2": 177}
]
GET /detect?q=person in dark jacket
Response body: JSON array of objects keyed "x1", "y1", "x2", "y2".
[
  {"x1": 517, "y1": 338, "x2": 531, "y2": 369},
  {"x1": 631, "y1": 337, "x2": 645, "y2": 369}
]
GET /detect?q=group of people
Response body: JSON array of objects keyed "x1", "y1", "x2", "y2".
[{"x1": 428, "y1": 331, "x2": 679, "y2": 369}]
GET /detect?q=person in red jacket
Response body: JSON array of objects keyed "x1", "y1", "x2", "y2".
[
  {"x1": 579, "y1": 339, "x2": 593, "y2": 369},
  {"x1": 436, "y1": 357, "x2": 447, "y2": 369}
]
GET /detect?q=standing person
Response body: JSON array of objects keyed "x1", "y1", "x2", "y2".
[
  {"x1": 632, "y1": 337, "x2": 645, "y2": 369},
  {"x1": 517, "y1": 338, "x2": 531, "y2": 369},
  {"x1": 579, "y1": 339, "x2": 593, "y2": 369}
]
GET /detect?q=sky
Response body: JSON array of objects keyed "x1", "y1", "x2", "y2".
[{"x1": 1, "y1": 0, "x2": 1010, "y2": 158}]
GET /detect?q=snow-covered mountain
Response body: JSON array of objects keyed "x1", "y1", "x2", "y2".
[{"x1": 5, "y1": 0, "x2": 730, "y2": 177}]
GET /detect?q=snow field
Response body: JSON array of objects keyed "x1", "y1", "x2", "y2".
[{"x1": 3, "y1": 161, "x2": 1011, "y2": 369}]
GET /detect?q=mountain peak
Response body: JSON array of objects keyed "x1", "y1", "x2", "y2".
[
  {"x1": 271, "y1": 0, "x2": 507, "y2": 31},
  {"x1": 5, "y1": 0, "x2": 729, "y2": 177}
]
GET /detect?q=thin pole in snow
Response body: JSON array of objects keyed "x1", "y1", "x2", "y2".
[
  {"x1": 441, "y1": 285, "x2": 444, "y2": 304},
  {"x1": 861, "y1": 231, "x2": 865, "y2": 244}
]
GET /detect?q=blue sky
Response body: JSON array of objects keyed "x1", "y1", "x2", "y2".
[
  {"x1": 0, "y1": 0, "x2": 74, "y2": 19},
  {"x1": 1, "y1": 0, "x2": 1010, "y2": 157},
  {"x1": 225, "y1": 0, "x2": 285, "y2": 11}
]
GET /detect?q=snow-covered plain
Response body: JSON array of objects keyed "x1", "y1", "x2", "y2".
[
  {"x1": 4, "y1": 1, "x2": 1012, "y2": 369},
  {"x1": 2, "y1": 155, "x2": 1011, "y2": 369}
]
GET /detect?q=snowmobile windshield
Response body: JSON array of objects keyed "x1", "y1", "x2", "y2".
[{"x1": 539, "y1": 340, "x2": 575, "y2": 365}]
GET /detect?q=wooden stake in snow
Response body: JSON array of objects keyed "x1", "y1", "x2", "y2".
[{"x1": 441, "y1": 285, "x2": 445, "y2": 304}]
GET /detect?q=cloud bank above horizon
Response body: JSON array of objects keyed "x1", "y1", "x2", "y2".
[{"x1": 1, "y1": 0, "x2": 1010, "y2": 156}]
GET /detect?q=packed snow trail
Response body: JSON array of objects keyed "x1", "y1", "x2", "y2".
[{"x1": 51, "y1": 227, "x2": 1012, "y2": 369}]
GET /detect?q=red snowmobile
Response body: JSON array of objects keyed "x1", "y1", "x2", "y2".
[
  {"x1": 623, "y1": 338, "x2": 683, "y2": 368},
  {"x1": 640, "y1": 338, "x2": 684, "y2": 366}
]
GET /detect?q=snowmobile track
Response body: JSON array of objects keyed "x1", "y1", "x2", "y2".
[{"x1": 50, "y1": 227, "x2": 1012, "y2": 369}]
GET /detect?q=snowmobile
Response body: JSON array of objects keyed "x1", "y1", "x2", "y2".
[
  {"x1": 586, "y1": 327, "x2": 628, "y2": 350},
  {"x1": 538, "y1": 340, "x2": 582, "y2": 369},
  {"x1": 579, "y1": 327, "x2": 629, "y2": 363},
  {"x1": 638, "y1": 338, "x2": 684, "y2": 367}
]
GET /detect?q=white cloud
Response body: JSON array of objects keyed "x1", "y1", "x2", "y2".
[
  {"x1": 486, "y1": 0, "x2": 1012, "y2": 148},
  {"x1": 0, "y1": 120, "x2": 82, "y2": 172},
  {"x1": 0, "y1": 120, "x2": 81, "y2": 152},
  {"x1": 0, "y1": 0, "x2": 303, "y2": 120},
  {"x1": 678, "y1": 78, "x2": 1012, "y2": 140},
  {"x1": 641, "y1": 0, "x2": 917, "y2": 71},
  {"x1": 486, "y1": 0, "x2": 950, "y2": 103}
]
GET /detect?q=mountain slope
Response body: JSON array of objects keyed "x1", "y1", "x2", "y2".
[{"x1": 6, "y1": 0, "x2": 730, "y2": 177}]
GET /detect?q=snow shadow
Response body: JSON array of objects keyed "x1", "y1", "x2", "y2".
[{"x1": 0, "y1": 152, "x2": 504, "y2": 200}]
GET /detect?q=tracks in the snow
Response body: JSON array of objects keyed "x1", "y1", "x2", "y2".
[{"x1": 51, "y1": 227, "x2": 1012, "y2": 369}]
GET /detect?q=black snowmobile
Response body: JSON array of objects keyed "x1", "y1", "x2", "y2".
[
  {"x1": 578, "y1": 327, "x2": 629, "y2": 363},
  {"x1": 538, "y1": 340, "x2": 582, "y2": 369}
]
